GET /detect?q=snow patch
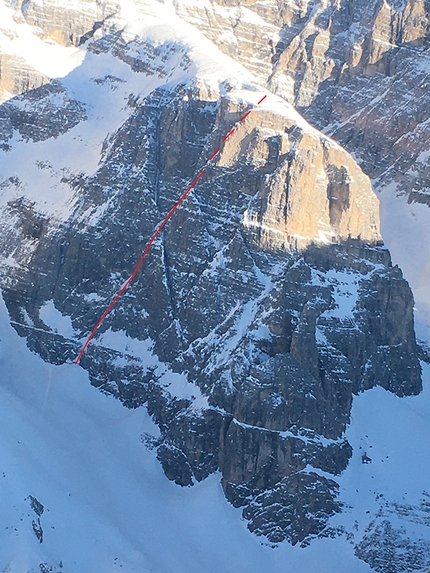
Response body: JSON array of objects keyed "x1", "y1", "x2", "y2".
[
  {"x1": 379, "y1": 182, "x2": 430, "y2": 342},
  {"x1": 39, "y1": 300, "x2": 76, "y2": 339},
  {"x1": 330, "y1": 363, "x2": 430, "y2": 547}
]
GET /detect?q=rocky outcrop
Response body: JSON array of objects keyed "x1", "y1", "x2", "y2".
[
  {"x1": 0, "y1": 80, "x2": 86, "y2": 147},
  {"x1": 0, "y1": 52, "x2": 49, "y2": 104},
  {"x1": 241, "y1": 121, "x2": 380, "y2": 249},
  {"x1": 243, "y1": 471, "x2": 342, "y2": 545}
]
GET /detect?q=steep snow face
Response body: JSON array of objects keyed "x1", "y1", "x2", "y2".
[
  {"x1": 0, "y1": 0, "x2": 255, "y2": 97},
  {"x1": 0, "y1": 0, "x2": 258, "y2": 223}
]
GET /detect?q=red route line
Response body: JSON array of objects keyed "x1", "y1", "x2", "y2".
[
  {"x1": 74, "y1": 93, "x2": 268, "y2": 364},
  {"x1": 222, "y1": 128, "x2": 235, "y2": 142},
  {"x1": 74, "y1": 170, "x2": 205, "y2": 364},
  {"x1": 209, "y1": 146, "x2": 220, "y2": 161}
]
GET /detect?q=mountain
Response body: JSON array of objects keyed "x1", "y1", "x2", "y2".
[{"x1": 0, "y1": 1, "x2": 429, "y2": 572}]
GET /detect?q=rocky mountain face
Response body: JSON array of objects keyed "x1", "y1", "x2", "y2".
[
  {"x1": 0, "y1": 0, "x2": 428, "y2": 570},
  {"x1": 173, "y1": 0, "x2": 430, "y2": 206},
  {"x1": 271, "y1": 0, "x2": 430, "y2": 209}
]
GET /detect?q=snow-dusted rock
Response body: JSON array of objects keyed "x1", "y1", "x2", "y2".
[{"x1": 0, "y1": 0, "x2": 427, "y2": 568}]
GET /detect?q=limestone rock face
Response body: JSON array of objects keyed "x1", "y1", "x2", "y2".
[
  {"x1": 281, "y1": 0, "x2": 430, "y2": 209},
  {"x1": 240, "y1": 121, "x2": 380, "y2": 249},
  {"x1": 0, "y1": 0, "x2": 425, "y2": 559},
  {"x1": 9, "y1": 0, "x2": 117, "y2": 47},
  {"x1": 171, "y1": 0, "x2": 430, "y2": 206},
  {"x1": 267, "y1": 0, "x2": 430, "y2": 104},
  {"x1": 0, "y1": 52, "x2": 49, "y2": 103},
  {"x1": 0, "y1": 0, "x2": 118, "y2": 102}
]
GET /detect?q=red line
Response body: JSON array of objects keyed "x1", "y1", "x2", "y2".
[
  {"x1": 222, "y1": 128, "x2": 235, "y2": 142},
  {"x1": 209, "y1": 146, "x2": 220, "y2": 161},
  {"x1": 75, "y1": 93, "x2": 267, "y2": 363},
  {"x1": 74, "y1": 170, "x2": 205, "y2": 364}
]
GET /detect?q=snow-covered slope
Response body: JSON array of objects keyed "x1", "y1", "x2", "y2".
[{"x1": 0, "y1": 0, "x2": 85, "y2": 102}]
